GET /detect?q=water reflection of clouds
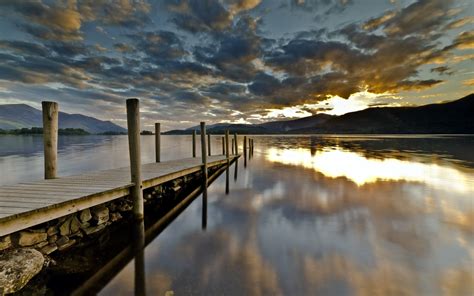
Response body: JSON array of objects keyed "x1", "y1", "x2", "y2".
[
  {"x1": 266, "y1": 147, "x2": 474, "y2": 194},
  {"x1": 101, "y1": 137, "x2": 474, "y2": 295}
]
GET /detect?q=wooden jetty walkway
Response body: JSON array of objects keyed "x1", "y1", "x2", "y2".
[
  {"x1": 0, "y1": 99, "x2": 252, "y2": 237},
  {"x1": 0, "y1": 155, "x2": 238, "y2": 236}
]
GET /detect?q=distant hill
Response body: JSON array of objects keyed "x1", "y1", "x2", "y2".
[
  {"x1": 0, "y1": 104, "x2": 126, "y2": 134},
  {"x1": 258, "y1": 114, "x2": 334, "y2": 132},
  {"x1": 165, "y1": 114, "x2": 334, "y2": 134},
  {"x1": 299, "y1": 93, "x2": 474, "y2": 134},
  {"x1": 165, "y1": 94, "x2": 474, "y2": 134}
]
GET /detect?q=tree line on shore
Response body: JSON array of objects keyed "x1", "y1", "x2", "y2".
[{"x1": 0, "y1": 127, "x2": 154, "y2": 136}]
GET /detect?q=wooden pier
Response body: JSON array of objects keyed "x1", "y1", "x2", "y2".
[
  {"x1": 0, "y1": 99, "x2": 244, "y2": 237},
  {"x1": 0, "y1": 155, "x2": 238, "y2": 237}
]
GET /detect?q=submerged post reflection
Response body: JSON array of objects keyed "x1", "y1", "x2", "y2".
[
  {"x1": 234, "y1": 158, "x2": 238, "y2": 181},
  {"x1": 133, "y1": 220, "x2": 146, "y2": 296}
]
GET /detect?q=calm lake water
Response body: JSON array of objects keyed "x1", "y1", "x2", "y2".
[{"x1": 1, "y1": 135, "x2": 473, "y2": 295}]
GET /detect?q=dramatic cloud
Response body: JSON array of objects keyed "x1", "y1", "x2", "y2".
[{"x1": 0, "y1": 0, "x2": 472, "y2": 129}]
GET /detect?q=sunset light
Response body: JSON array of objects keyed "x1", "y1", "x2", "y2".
[
  {"x1": 0, "y1": 0, "x2": 473, "y2": 294},
  {"x1": 266, "y1": 147, "x2": 474, "y2": 193}
]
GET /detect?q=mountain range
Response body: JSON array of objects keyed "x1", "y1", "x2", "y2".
[
  {"x1": 166, "y1": 93, "x2": 474, "y2": 134},
  {"x1": 1, "y1": 94, "x2": 472, "y2": 135},
  {"x1": 0, "y1": 104, "x2": 126, "y2": 134}
]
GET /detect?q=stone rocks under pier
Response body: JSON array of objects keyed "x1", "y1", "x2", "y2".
[{"x1": 0, "y1": 249, "x2": 45, "y2": 294}]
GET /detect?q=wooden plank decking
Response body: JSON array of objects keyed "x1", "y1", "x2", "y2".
[{"x1": 0, "y1": 155, "x2": 239, "y2": 236}]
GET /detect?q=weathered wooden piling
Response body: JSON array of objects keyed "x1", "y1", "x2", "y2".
[
  {"x1": 207, "y1": 133, "x2": 211, "y2": 156},
  {"x1": 222, "y1": 137, "x2": 225, "y2": 155},
  {"x1": 201, "y1": 122, "x2": 208, "y2": 230},
  {"x1": 244, "y1": 136, "x2": 247, "y2": 167},
  {"x1": 200, "y1": 122, "x2": 208, "y2": 181},
  {"x1": 231, "y1": 138, "x2": 235, "y2": 154},
  {"x1": 126, "y1": 98, "x2": 144, "y2": 220},
  {"x1": 225, "y1": 130, "x2": 230, "y2": 194},
  {"x1": 155, "y1": 122, "x2": 160, "y2": 163},
  {"x1": 233, "y1": 133, "x2": 238, "y2": 155},
  {"x1": 42, "y1": 101, "x2": 58, "y2": 179},
  {"x1": 192, "y1": 130, "x2": 196, "y2": 158}
]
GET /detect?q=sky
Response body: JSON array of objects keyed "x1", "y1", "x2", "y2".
[{"x1": 0, "y1": 0, "x2": 472, "y2": 130}]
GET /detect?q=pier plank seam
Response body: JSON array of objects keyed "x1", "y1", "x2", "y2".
[{"x1": 0, "y1": 155, "x2": 240, "y2": 236}]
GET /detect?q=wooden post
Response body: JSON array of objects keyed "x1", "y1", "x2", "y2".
[
  {"x1": 155, "y1": 122, "x2": 160, "y2": 163},
  {"x1": 207, "y1": 133, "x2": 211, "y2": 156},
  {"x1": 200, "y1": 122, "x2": 208, "y2": 227},
  {"x1": 244, "y1": 136, "x2": 247, "y2": 167},
  {"x1": 200, "y1": 122, "x2": 208, "y2": 180},
  {"x1": 233, "y1": 133, "x2": 238, "y2": 155},
  {"x1": 222, "y1": 137, "x2": 225, "y2": 155},
  {"x1": 126, "y1": 98, "x2": 144, "y2": 220},
  {"x1": 42, "y1": 101, "x2": 58, "y2": 179},
  {"x1": 225, "y1": 130, "x2": 230, "y2": 194},
  {"x1": 231, "y1": 138, "x2": 235, "y2": 155},
  {"x1": 192, "y1": 130, "x2": 196, "y2": 158}
]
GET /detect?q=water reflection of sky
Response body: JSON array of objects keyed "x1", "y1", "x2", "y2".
[
  {"x1": 97, "y1": 135, "x2": 473, "y2": 296},
  {"x1": 266, "y1": 147, "x2": 474, "y2": 193}
]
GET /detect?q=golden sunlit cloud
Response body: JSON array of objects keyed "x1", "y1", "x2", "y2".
[
  {"x1": 317, "y1": 91, "x2": 401, "y2": 115},
  {"x1": 463, "y1": 78, "x2": 474, "y2": 86},
  {"x1": 263, "y1": 106, "x2": 313, "y2": 119},
  {"x1": 260, "y1": 91, "x2": 400, "y2": 120},
  {"x1": 266, "y1": 147, "x2": 474, "y2": 194}
]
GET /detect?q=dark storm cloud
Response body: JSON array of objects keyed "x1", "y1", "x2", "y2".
[
  {"x1": 129, "y1": 30, "x2": 187, "y2": 62},
  {"x1": 0, "y1": 52, "x2": 88, "y2": 87},
  {"x1": 17, "y1": 23, "x2": 82, "y2": 42},
  {"x1": 0, "y1": 0, "x2": 82, "y2": 41},
  {"x1": 193, "y1": 16, "x2": 267, "y2": 83},
  {"x1": 171, "y1": 90, "x2": 210, "y2": 105},
  {"x1": 431, "y1": 66, "x2": 453, "y2": 76},
  {"x1": 48, "y1": 42, "x2": 89, "y2": 57},
  {"x1": 290, "y1": 0, "x2": 352, "y2": 11},
  {"x1": 0, "y1": 40, "x2": 49, "y2": 56},
  {"x1": 166, "y1": 0, "x2": 261, "y2": 33},
  {"x1": 363, "y1": 0, "x2": 455, "y2": 36},
  {"x1": 167, "y1": 0, "x2": 232, "y2": 33},
  {"x1": 205, "y1": 82, "x2": 247, "y2": 96},
  {"x1": 113, "y1": 43, "x2": 134, "y2": 53},
  {"x1": 266, "y1": 39, "x2": 365, "y2": 76},
  {"x1": 248, "y1": 72, "x2": 281, "y2": 96},
  {"x1": 0, "y1": 0, "x2": 471, "y2": 129}
]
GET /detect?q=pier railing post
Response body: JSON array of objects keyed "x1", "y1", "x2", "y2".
[
  {"x1": 200, "y1": 122, "x2": 208, "y2": 180},
  {"x1": 192, "y1": 130, "x2": 196, "y2": 158},
  {"x1": 234, "y1": 133, "x2": 238, "y2": 155},
  {"x1": 222, "y1": 137, "x2": 225, "y2": 155},
  {"x1": 201, "y1": 122, "x2": 208, "y2": 230},
  {"x1": 126, "y1": 98, "x2": 144, "y2": 220},
  {"x1": 42, "y1": 101, "x2": 58, "y2": 179},
  {"x1": 207, "y1": 133, "x2": 211, "y2": 156},
  {"x1": 155, "y1": 122, "x2": 160, "y2": 163},
  {"x1": 225, "y1": 130, "x2": 230, "y2": 194},
  {"x1": 231, "y1": 138, "x2": 235, "y2": 155}
]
